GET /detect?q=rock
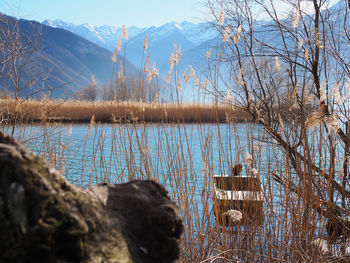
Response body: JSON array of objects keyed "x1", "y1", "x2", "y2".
[{"x1": 0, "y1": 133, "x2": 183, "y2": 263}]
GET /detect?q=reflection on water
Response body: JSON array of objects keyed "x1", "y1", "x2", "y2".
[
  {"x1": 11, "y1": 122, "x2": 282, "y2": 213},
  {"x1": 5, "y1": 122, "x2": 291, "y2": 251},
  {"x1": 14, "y1": 123, "x2": 272, "y2": 185},
  {"x1": 3, "y1": 122, "x2": 340, "y2": 258}
]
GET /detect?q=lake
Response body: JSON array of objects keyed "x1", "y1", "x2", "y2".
[
  {"x1": 11, "y1": 122, "x2": 274, "y2": 186},
  {"x1": 9, "y1": 122, "x2": 283, "y2": 224},
  {"x1": 8, "y1": 122, "x2": 335, "y2": 260}
]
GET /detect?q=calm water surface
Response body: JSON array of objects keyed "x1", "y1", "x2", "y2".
[
  {"x1": 9, "y1": 123, "x2": 284, "y2": 225},
  {"x1": 15, "y1": 123, "x2": 274, "y2": 184},
  {"x1": 5, "y1": 122, "x2": 292, "y2": 243}
]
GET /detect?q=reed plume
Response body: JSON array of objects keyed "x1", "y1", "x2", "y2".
[
  {"x1": 219, "y1": 7, "x2": 225, "y2": 26},
  {"x1": 122, "y1": 25, "x2": 128, "y2": 40},
  {"x1": 143, "y1": 34, "x2": 148, "y2": 52}
]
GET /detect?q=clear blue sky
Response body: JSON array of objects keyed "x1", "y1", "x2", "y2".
[{"x1": 1, "y1": 0, "x2": 206, "y2": 27}]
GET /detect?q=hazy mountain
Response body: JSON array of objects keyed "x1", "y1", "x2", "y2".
[
  {"x1": 38, "y1": 0, "x2": 346, "y2": 101},
  {"x1": 126, "y1": 22, "x2": 196, "y2": 70},
  {"x1": 42, "y1": 19, "x2": 218, "y2": 76},
  {"x1": 1, "y1": 15, "x2": 138, "y2": 98},
  {"x1": 42, "y1": 20, "x2": 216, "y2": 50},
  {"x1": 43, "y1": 19, "x2": 147, "y2": 51}
]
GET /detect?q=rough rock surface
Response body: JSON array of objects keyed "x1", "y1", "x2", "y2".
[{"x1": 0, "y1": 133, "x2": 183, "y2": 263}]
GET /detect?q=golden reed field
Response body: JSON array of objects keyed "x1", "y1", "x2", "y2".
[{"x1": 0, "y1": 99, "x2": 251, "y2": 124}]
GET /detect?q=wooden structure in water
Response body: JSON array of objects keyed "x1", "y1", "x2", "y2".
[{"x1": 213, "y1": 173, "x2": 264, "y2": 226}]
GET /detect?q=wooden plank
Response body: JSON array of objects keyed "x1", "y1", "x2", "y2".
[{"x1": 214, "y1": 188, "x2": 264, "y2": 201}]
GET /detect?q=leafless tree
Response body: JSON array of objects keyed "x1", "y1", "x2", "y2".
[
  {"x1": 0, "y1": 14, "x2": 55, "y2": 136},
  {"x1": 207, "y1": 0, "x2": 350, "y2": 248},
  {"x1": 75, "y1": 84, "x2": 98, "y2": 102},
  {"x1": 0, "y1": 14, "x2": 46, "y2": 101},
  {"x1": 100, "y1": 81, "x2": 115, "y2": 101}
]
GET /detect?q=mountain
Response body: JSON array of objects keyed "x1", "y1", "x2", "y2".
[
  {"x1": 0, "y1": 14, "x2": 138, "y2": 98},
  {"x1": 43, "y1": 19, "x2": 147, "y2": 51},
  {"x1": 42, "y1": 20, "x2": 216, "y2": 51},
  {"x1": 42, "y1": 20, "x2": 218, "y2": 76},
  {"x1": 126, "y1": 22, "x2": 196, "y2": 70},
  {"x1": 35, "y1": 0, "x2": 348, "y2": 102}
]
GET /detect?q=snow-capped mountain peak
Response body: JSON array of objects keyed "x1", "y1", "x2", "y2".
[
  {"x1": 174, "y1": 23, "x2": 182, "y2": 30},
  {"x1": 42, "y1": 19, "x2": 216, "y2": 50},
  {"x1": 41, "y1": 18, "x2": 218, "y2": 78},
  {"x1": 83, "y1": 23, "x2": 98, "y2": 34}
]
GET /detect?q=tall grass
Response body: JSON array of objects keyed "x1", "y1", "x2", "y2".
[
  {"x1": 2, "y1": 20, "x2": 349, "y2": 263},
  {"x1": 0, "y1": 99, "x2": 251, "y2": 123},
  {"x1": 5, "y1": 120, "x2": 346, "y2": 262}
]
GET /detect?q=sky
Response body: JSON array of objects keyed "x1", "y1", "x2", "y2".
[{"x1": 0, "y1": 0, "x2": 207, "y2": 27}]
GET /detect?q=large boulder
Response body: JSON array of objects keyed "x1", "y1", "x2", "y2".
[{"x1": 0, "y1": 133, "x2": 183, "y2": 263}]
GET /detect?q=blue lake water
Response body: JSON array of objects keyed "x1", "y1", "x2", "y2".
[
  {"x1": 8, "y1": 122, "x2": 284, "y2": 234},
  {"x1": 5, "y1": 122, "x2": 343, "y2": 257},
  {"x1": 13, "y1": 123, "x2": 273, "y2": 185}
]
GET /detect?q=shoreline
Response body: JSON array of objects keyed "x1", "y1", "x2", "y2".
[{"x1": 0, "y1": 99, "x2": 252, "y2": 124}]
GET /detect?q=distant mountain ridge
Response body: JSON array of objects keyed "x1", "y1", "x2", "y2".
[
  {"x1": 38, "y1": 0, "x2": 346, "y2": 101},
  {"x1": 38, "y1": 21, "x2": 139, "y2": 97},
  {"x1": 43, "y1": 19, "x2": 147, "y2": 51},
  {"x1": 42, "y1": 20, "x2": 216, "y2": 50},
  {"x1": 42, "y1": 20, "x2": 218, "y2": 76},
  {"x1": 0, "y1": 14, "x2": 138, "y2": 99}
]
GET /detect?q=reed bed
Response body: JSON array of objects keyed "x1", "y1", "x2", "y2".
[
  {"x1": 1, "y1": 11, "x2": 348, "y2": 261},
  {"x1": 0, "y1": 99, "x2": 251, "y2": 124},
  {"x1": 5, "y1": 121, "x2": 347, "y2": 263}
]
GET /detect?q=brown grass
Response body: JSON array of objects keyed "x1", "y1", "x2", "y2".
[
  {"x1": 0, "y1": 98, "x2": 252, "y2": 124},
  {"x1": 9, "y1": 121, "x2": 339, "y2": 262}
]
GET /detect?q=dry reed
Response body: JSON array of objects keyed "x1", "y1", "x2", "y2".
[
  {"x1": 8, "y1": 121, "x2": 339, "y2": 262},
  {"x1": 1, "y1": 11, "x2": 347, "y2": 262},
  {"x1": 0, "y1": 99, "x2": 251, "y2": 124}
]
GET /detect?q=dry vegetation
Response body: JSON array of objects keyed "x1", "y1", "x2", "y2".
[
  {"x1": 0, "y1": 98, "x2": 251, "y2": 124},
  {"x1": 2, "y1": 0, "x2": 350, "y2": 261},
  {"x1": 7, "y1": 121, "x2": 347, "y2": 262}
]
